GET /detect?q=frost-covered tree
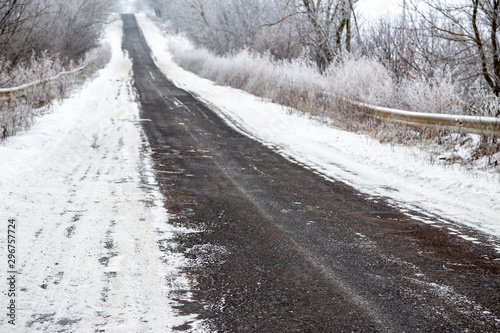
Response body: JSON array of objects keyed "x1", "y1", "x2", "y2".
[
  {"x1": 146, "y1": 0, "x2": 360, "y2": 70},
  {"x1": 1, "y1": 0, "x2": 116, "y2": 65},
  {"x1": 293, "y1": 0, "x2": 359, "y2": 71},
  {"x1": 146, "y1": 0, "x2": 271, "y2": 54},
  {"x1": 359, "y1": 13, "x2": 450, "y2": 81},
  {"x1": 0, "y1": 0, "x2": 45, "y2": 57},
  {"x1": 43, "y1": 0, "x2": 115, "y2": 59},
  {"x1": 0, "y1": 1, "x2": 25, "y2": 50},
  {"x1": 411, "y1": 0, "x2": 500, "y2": 98}
]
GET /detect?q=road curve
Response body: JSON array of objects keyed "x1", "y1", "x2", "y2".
[{"x1": 122, "y1": 14, "x2": 500, "y2": 332}]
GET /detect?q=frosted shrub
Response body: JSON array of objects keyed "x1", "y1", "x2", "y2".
[
  {"x1": 167, "y1": 36, "x2": 207, "y2": 74},
  {"x1": 467, "y1": 82, "x2": 500, "y2": 117},
  {"x1": 83, "y1": 42, "x2": 112, "y2": 75},
  {"x1": 327, "y1": 56, "x2": 394, "y2": 105},
  {"x1": 396, "y1": 74, "x2": 465, "y2": 115},
  {"x1": 0, "y1": 99, "x2": 40, "y2": 140},
  {"x1": 270, "y1": 57, "x2": 328, "y2": 115},
  {"x1": 242, "y1": 52, "x2": 275, "y2": 97},
  {"x1": 204, "y1": 50, "x2": 253, "y2": 89}
]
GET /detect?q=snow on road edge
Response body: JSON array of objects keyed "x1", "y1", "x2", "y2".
[{"x1": 136, "y1": 14, "x2": 500, "y2": 242}]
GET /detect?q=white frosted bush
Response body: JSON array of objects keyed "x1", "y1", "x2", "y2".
[
  {"x1": 466, "y1": 81, "x2": 500, "y2": 117},
  {"x1": 396, "y1": 74, "x2": 465, "y2": 114},
  {"x1": 243, "y1": 52, "x2": 274, "y2": 97},
  {"x1": 167, "y1": 37, "x2": 327, "y2": 113},
  {"x1": 270, "y1": 57, "x2": 329, "y2": 115},
  {"x1": 215, "y1": 50, "x2": 254, "y2": 89},
  {"x1": 327, "y1": 56, "x2": 394, "y2": 105},
  {"x1": 83, "y1": 42, "x2": 112, "y2": 74}
]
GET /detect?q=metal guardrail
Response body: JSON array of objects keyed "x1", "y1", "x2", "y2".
[
  {"x1": 353, "y1": 101, "x2": 500, "y2": 137},
  {"x1": 3, "y1": 65, "x2": 497, "y2": 137},
  {"x1": 0, "y1": 66, "x2": 85, "y2": 102}
]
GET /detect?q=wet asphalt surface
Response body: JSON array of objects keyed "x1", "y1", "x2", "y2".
[{"x1": 121, "y1": 14, "x2": 500, "y2": 332}]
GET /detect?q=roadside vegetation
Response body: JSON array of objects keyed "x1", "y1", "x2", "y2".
[
  {"x1": 0, "y1": 0, "x2": 117, "y2": 141},
  {"x1": 145, "y1": 0, "x2": 500, "y2": 170}
]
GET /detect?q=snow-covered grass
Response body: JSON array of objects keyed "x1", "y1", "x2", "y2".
[
  {"x1": 0, "y1": 15, "x2": 204, "y2": 332},
  {"x1": 137, "y1": 14, "x2": 500, "y2": 244}
]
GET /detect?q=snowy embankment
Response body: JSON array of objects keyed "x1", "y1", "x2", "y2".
[
  {"x1": 0, "y1": 15, "x2": 202, "y2": 332},
  {"x1": 135, "y1": 14, "x2": 500, "y2": 243}
]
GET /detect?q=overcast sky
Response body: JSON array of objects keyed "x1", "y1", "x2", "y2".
[{"x1": 357, "y1": 0, "x2": 403, "y2": 21}]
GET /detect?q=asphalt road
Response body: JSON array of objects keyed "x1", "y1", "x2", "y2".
[{"x1": 122, "y1": 14, "x2": 500, "y2": 332}]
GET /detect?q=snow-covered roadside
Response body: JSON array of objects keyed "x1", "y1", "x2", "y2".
[
  {"x1": 0, "y1": 15, "x2": 203, "y2": 332},
  {"x1": 136, "y1": 14, "x2": 500, "y2": 243}
]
